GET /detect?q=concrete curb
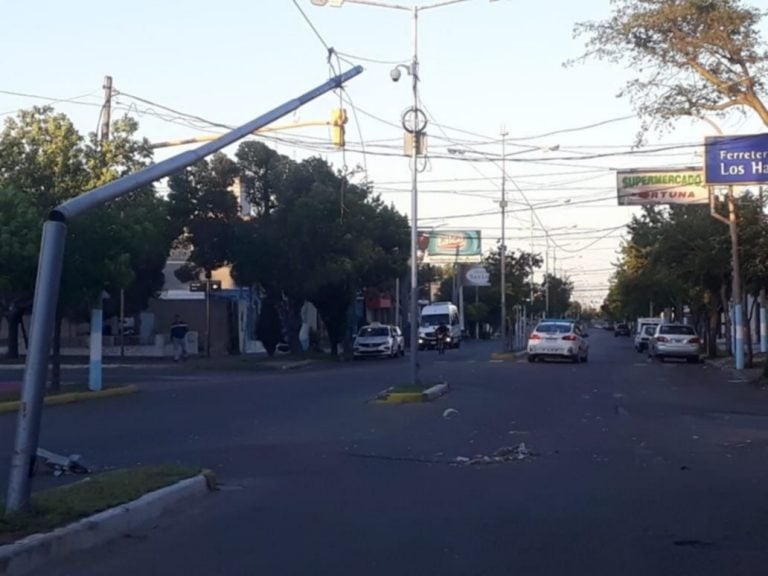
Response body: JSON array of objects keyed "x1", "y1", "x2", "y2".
[
  {"x1": 0, "y1": 385, "x2": 139, "y2": 415},
  {"x1": 422, "y1": 382, "x2": 450, "y2": 400},
  {"x1": 0, "y1": 471, "x2": 216, "y2": 576}
]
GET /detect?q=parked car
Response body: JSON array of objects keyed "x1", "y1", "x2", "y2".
[
  {"x1": 614, "y1": 323, "x2": 631, "y2": 337},
  {"x1": 634, "y1": 317, "x2": 663, "y2": 352},
  {"x1": 527, "y1": 319, "x2": 589, "y2": 363},
  {"x1": 648, "y1": 324, "x2": 701, "y2": 363},
  {"x1": 353, "y1": 323, "x2": 404, "y2": 359}
]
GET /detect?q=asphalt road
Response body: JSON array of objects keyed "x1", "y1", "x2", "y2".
[{"x1": 4, "y1": 332, "x2": 768, "y2": 575}]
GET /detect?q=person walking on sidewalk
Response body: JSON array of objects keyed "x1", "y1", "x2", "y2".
[{"x1": 170, "y1": 315, "x2": 189, "y2": 361}]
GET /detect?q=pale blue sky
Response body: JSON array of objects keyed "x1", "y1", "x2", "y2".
[{"x1": 2, "y1": 0, "x2": 766, "y2": 303}]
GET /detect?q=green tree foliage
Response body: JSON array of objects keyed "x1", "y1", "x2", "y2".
[
  {"x1": 572, "y1": 0, "x2": 768, "y2": 135},
  {"x1": 167, "y1": 152, "x2": 240, "y2": 282},
  {"x1": 449, "y1": 247, "x2": 542, "y2": 335},
  {"x1": 605, "y1": 198, "x2": 768, "y2": 359},
  {"x1": 0, "y1": 107, "x2": 172, "y2": 384},
  {"x1": 256, "y1": 297, "x2": 282, "y2": 357},
  {"x1": 228, "y1": 147, "x2": 409, "y2": 355}
]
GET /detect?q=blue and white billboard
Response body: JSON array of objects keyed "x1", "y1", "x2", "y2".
[{"x1": 705, "y1": 134, "x2": 768, "y2": 185}]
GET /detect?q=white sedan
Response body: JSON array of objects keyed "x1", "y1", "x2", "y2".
[{"x1": 527, "y1": 320, "x2": 589, "y2": 363}]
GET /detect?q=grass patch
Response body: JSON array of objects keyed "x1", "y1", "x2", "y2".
[
  {"x1": 0, "y1": 465, "x2": 198, "y2": 542},
  {"x1": 388, "y1": 384, "x2": 427, "y2": 394}
]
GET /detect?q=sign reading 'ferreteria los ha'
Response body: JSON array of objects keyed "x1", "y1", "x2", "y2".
[
  {"x1": 705, "y1": 134, "x2": 768, "y2": 185},
  {"x1": 616, "y1": 168, "x2": 707, "y2": 205}
]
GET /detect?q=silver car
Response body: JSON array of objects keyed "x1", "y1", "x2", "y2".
[
  {"x1": 649, "y1": 324, "x2": 701, "y2": 363},
  {"x1": 527, "y1": 320, "x2": 589, "y2": 363},
  {"x1": 353, "y1": 324, "x2": 404, "y2": 359}
]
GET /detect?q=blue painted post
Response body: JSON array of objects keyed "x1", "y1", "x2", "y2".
[
  {"x1": 735, "y1": 303, "x2": 745, "y2": 371},
  {"x1": 89, "y1": 305, "x2": 103, "y2": 391}
]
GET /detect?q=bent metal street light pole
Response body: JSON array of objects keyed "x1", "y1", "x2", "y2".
[
  {"x1": 4, "y1": 66, "x2": 363, "y2": 514},
  {"x1": 310, "y1": 0, "x2": 492, "y2": 386}
]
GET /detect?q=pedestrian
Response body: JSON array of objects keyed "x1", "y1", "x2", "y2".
[{"x1": 170, "y1": 315, "x2": 189, "y2": 361}]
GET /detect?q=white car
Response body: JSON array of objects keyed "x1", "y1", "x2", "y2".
[
  {"x1": 527, "y1": 319, "x2": 589, "y2": 363},
  {"x1": 353, "y1": 324, "x2": 404, "y2": 359},
  {"x1": 649, "y1": 324, "x2": 701, "y2": 363},
  {"x1": 634, "y1": 318, "x2": 663, "y2": 352}
]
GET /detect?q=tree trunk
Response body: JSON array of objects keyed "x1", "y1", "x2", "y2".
[
  {"x1": 707, "y1": 306, "x2": 719, "y2": 358},
  {"x1": 20, "y1": 315, "x2": 28, "y2": 349},
  {"x1": 49, "y1": 314, "x2": 63, "y2": 392},
  {"x1": 745, "y1": 294, "x2": 758, "y2": 369},
  {"x1": 6, "y1": 312, "x2": 20, "y2": 359},
  {"x1": 286, "y1": 299, "x2": 303, "y2": 355},
  {"x1": 342, "y1": 297, "x2": 356, "y2": 361}
]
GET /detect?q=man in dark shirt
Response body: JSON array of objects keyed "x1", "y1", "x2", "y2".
[{"x1": 170, "y1": 315, "x2": 189, "y2": 361}]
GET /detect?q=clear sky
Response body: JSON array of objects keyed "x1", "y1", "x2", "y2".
[{"x1": 2, "y1": 0, "x2": 766, "y2": 305}]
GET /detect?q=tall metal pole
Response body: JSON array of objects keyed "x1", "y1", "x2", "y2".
[
  {"x1": 5, "y1": 221, "x2": 67, "y2": 512},
  {"x1": 409, "y1": 5, "x2": 421, "y2": 386},
  {"x1": 529, "y1": 209, "x2": 534, "y2": 317},
  {"x1": 729, "y1": 186, "x2": 745, "y2": 370},
  {"x1": 499, "y1": 127, "x2": 508, "y2": 351}
]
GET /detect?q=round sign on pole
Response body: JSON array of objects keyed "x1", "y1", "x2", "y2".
[
  {"x1": 401, "y1": 107, "x2": 428, "y2": 134},
  {"x1": 465, "y1": 267, "x2": 490, "y2": 286}
]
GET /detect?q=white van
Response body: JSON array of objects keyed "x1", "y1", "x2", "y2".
[
  {"x1": 418, "y1": 301, "x2": 461, "y2": 350},
  {"x1": 634, "y1": 317, "x2": 663, "y2": 352}
]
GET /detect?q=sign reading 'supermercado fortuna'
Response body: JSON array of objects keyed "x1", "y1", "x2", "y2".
[{"x1": 616, "y1": 168, "x2": 707, "y2": 205}]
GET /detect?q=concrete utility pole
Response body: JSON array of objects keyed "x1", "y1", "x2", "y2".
[
  {"x1": 499, "y1": 126, "x2": 508, "y2": 351},
  {"x1": 728, "y1": 186, "x2": 745, "y2": 370},
  {"x1": 100, "y1": 76, "x2": 113, "y2": 143},
  {"x1": 89, "y1": 75, "x2": 114, "y2": 392},
  {"x1": 309, "y1": 0, "x2": 498, "y2": 387}
]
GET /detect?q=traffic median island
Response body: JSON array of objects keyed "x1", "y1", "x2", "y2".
[
  {"x1": 0, "y1": 465, "x2": 215, "y2": 575},
  {"x1": 375, "y1": 382, "x2": 449, "y2": 404},
  {"x1": 0, "y1": 384, "x2": 139, "y2": 415}
]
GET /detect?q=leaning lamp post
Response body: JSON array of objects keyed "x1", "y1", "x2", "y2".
[{"x1": 310, "y1": 0, "x2": 497, "y2": 386}]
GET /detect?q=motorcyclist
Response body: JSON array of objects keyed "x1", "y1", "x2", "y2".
[{"x1": 435, "y1": 321, "x2": 450, "y2": 354}]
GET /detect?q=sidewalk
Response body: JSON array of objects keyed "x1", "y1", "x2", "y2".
[{"x1": 707, "y1": 352, "x2": 766, "y2": 384}]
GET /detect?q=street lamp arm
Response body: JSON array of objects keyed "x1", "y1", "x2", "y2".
[
  {"x1": 341, "y1": 0, "x2": 412, "y2": 10},
  {"x1": 420, "y1": 0, "x2": 472, "y2": 11}
]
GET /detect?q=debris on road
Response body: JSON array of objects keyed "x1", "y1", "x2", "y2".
[
  {"x1": 34, "y1": 447, "x2": 90, "y2": 477},
  {"x1": 454, "y1": 443, "x2": 535, "y2": 466},
  {"x1": 443, "y1": 408, "x2": 460, "y2": 420}
]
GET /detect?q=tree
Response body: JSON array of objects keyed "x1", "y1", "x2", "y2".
[
  {"x1": 0, "y1": 107, "x2": 172, "y2": 387},
  {"x1": 167, "y1": 152, "x2": 240, "y2": 281},
  {"x1": 235, "y1": 141, "x2": 293, "y2": 217},
  {"x1": 256, "y1": 296, "x2": 282, "y2": 357},
  {"x1": 572, "y1": 0, "x2": 768, "y2": 136},
  {"x1": 231, "y1": 149, "x2": 409, "y2": 356}
]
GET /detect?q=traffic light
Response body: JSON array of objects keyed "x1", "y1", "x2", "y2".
[{"x1": 331, "y1": 108, "x2": 347, "y2": 148}]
